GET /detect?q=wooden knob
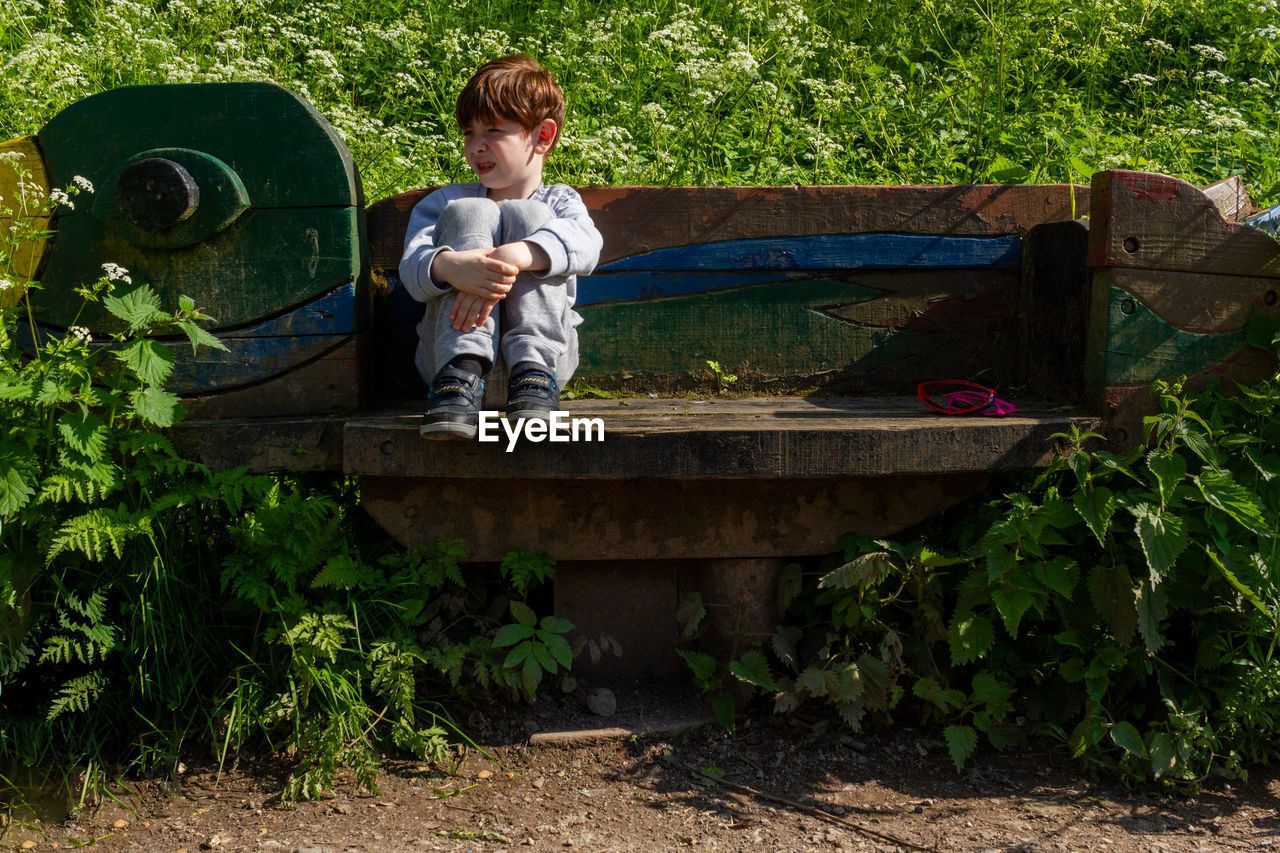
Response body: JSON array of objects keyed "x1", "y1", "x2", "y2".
[{"x1": 116, "y1": 157, "x2": 199, "y2": 230}]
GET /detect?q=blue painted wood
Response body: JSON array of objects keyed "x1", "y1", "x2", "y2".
[
  {"x1": 223, "y1": 282, "x2": 357, "y2": 336},
  {"x1": 165, "y1": 334, "x2": 350, "y2": 393},
  {"x1": 577, "y1": 271, "x2": 806, "y2": 307},
  {"x1": 23, "y1": 315, "x2": 354, "y2": 394},
  {"x1": 598, "y1": 234, "x2": 1022, "y2": 274}
]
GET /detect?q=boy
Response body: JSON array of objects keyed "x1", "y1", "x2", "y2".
[{"x1": 399, "y1": 54, "x2": 603, "y2": 438}]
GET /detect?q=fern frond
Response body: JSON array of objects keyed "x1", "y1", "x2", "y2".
[
  {"x1": 46, "y1": 672, "x2": 106, "y2": 720},
  {"x1": 47, "y1": 508, "x2": 152, "y2": 563}
]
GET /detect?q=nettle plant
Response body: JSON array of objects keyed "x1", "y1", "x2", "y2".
[
  {"x1": 689, "y1": 364, "x2": 1280, "y2": 787},
  {"x1": 0, "y1": 164, "x2": 579, "y2": 799}
]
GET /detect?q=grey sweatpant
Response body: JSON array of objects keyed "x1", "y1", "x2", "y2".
[{"x1": 417, "y1": 197, "x2": 580, "y2": 385}]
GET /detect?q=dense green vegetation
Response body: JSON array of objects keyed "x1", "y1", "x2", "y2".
[
  {"x1": 0, "y1": 0, "x2": 1277, "y2": 201},
  {"x1": 2, "y1": 0, "x2": 1280, "y2": 803}
]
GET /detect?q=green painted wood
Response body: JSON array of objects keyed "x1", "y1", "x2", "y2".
[
  {"x1": 1102, "y1": 285, "x2": 1247, "y2": 385},
  {"x1": 38, "y1": 83, "x2": 359, "y2": 209},
  {"x1": 91, "y1": 148, "x2": 250, "y2": 249},
  {"x1": 36, "y1": 206, "x2": 360, "y2": 331},
  {"x1": 577, "y1": 276, "x2": 957, "y2": 379},
  {"x1": 35, "y1": 83, "x2": 363, "y2": 342}
]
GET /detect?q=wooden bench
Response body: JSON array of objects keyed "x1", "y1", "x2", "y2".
[{"x1": 10, "y1": 82, "x2": 1280, "y2": 677}]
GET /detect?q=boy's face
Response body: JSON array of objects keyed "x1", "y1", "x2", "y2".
[{"x1": 461, "y1": 117, "x2": 554, "y2": 202}]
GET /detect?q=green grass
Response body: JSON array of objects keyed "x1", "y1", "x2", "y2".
[{"x1": 0, "y1": 0, "x2": 1276, "y2": 204}]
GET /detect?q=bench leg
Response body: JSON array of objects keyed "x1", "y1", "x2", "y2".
[{"x1": 554, "y1": 557, "x2": 783, "y2": 683}]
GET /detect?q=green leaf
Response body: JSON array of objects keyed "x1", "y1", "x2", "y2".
[
  {"x1": 795, "y1": 666, "x2": 827, "y2": 697},
  {"x1": 771, "y1": 625, "x2": 803, "y2": 672},
  {"x1": 1203, "y1": 547, "x2": 1272, "y2": 617},
  {"x1": 676, "y1": 592, "x2": 706, "y2": 640},
  {"x1": 104, "y1": 284, "x2": 166, "y2": 332},
  {"x1": 913, "y1": 676, "x2": 964, "y2": 711},
  {"x1": 971, "y1": 672, "x2": 1013, "y2": 709},
  {"x1": 1088, "y1": 564, "x2": 1137, "y2": 645},
  {"x1": 1244, "y1": 447, "x2": 1280, "y2": 482},
  {"x1": 1148, "y1": 731, "x2": 1176, "y2": 778},
  {"x1": 493, "y1": 623, "x2": 535, "y2": 647},
  {"x1": 948, "y1": 613, "x2": 995, "y2": 666},
  {"x1": 712, "y1": 692, "x2": 736, "y2": 734},
  {"x1": 529, "y1": 641, "x2": 558, "y2": 673},
  {"x1": 1069, "y1": 715, "x2": 1107, "y2": 757},
  {"x1": 944, "y1": 724, "x2": 978, "y2": 771},
  {"x1": 521, "y1": 654, "x2": 541, "y2": 697},
  {"x1": 0, "y1": 466, "x2": 35, "y2": 516},
  {"x1": 1134, "y1": 508, "x2": 1186, "y2": 583},
  {"x1": 985, "y1": 545, "x2": 1016, "y2": 584},
  {"x1": 825, "y1": 662, "x2": 865, "y2": 704},
  {"x1": 129, "y1": 386, "x2": 181, "y2": 427},
  {"x1": 175, "y1": 318, "x2": 228, "y2": 352},
  {"x1": 56, "y1": 412, "x2": 108, "y2": 459},
  {"x1": 116, "y1": 339, "x2": 175, "y2": 386},
  {"x1": 991, "y1": 588, "x2": 1036, "y2": 638},
  {"x1": 541, "y1": 632, "x2": 573, "y2": 670},
  {"x1": 1146, "y1": 451, "x2": 1186, "y2": 508},
  {"x1": 1134, "y1": 581, "x2": 1167, "y2": 653},
  {"x1": 1032, "y1": 557, "x2": 1079, "y2": 598},
  {"x1": 1246, "y1": 306, "x2": 1280, "y2": 349},
  {"x1": 819, "y1": 552, "x2": 894, "y2": 589},
  {"x1": 1109, "y1": 721, "x2": 1148, "y2": 759},
  {"x1": 729, "y1": 649, "x2": 777, "y2": 691},
  {"x1": 1195, "y1": 471, "x2": 1271, "y2": 536},
  {"x1": 678, "y1": 650, "x2": 718, "y2": 684},
  {"x1": 509, "y1": 600, "x2": 537, "y2": 628},
  {"x1": 1073, "y1": 486, "x2": 1115, "y2": 545},
  {"x1": 776, "y1": 562, "x2": 803, "y2": 612},
  {"x1": 503, "y1": 641, "x2": 531, "y2": 670},
  {"x1": 539, "y1": 615, "x2": 573, "y2": 634}
]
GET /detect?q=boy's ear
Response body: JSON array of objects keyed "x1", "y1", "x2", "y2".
[{"x1": 533, "y1": 119, "x2": 558, "y2": 154}]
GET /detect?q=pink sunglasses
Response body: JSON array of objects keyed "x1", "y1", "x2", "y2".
[{"x1": 917, "y1": 380, "x2": 1017, "y2": 416}]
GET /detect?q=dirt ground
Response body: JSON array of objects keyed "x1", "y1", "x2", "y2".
[{"x1": 4, "y1": 683, "x2": 1277, "y2": 853}]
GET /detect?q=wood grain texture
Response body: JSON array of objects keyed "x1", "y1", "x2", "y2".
[
  {"x1": 1102, "y1": 345, "x2": 1277, "y2": 446},
  {"x1": 1020, "y1": 220, "x2": 1090, "y2": 404},
  {"x1": 1201, "y1": 175, "x2": 1253, "y2": 222},
  {"x1": 1089, "y1": 170, "x2": 1280, "y2": 276},
  {"x1": 596, "y1": 234, "x2": 1021, "y2": 273},
  {"x1": 38, "y1": 83, "x2": 360, "y2": 209},
  {"x1": 366, "y1": 184, "x2": 1089, "y2": 270},
  {"x1": 181, "y1": 337, "x2": 361, "y2": 418},
  {"x1": 343, "y1": 396, "x2": 1096, "y2": 480},
  {"x1": 576, "y1": 269, "x2": 1021, "y2": 388},
  {"x1": 169, "y1": 415, "x2": 345, "y2": 472},
  {"x1": 1095, "y1": 284, "x2": 1248, "y2": 386},
  {"x1": 1101, "y1": 268, "x2": 1280, "y2": 334},
  {"x1": 0, "y1": 135, "x2": 51, "y2": 306},
  {"x1": 36, "y1": 207, "x2": 360, "y2": 331},
  {"x1": 359, "y1": 472, "x2": 994, "y2": 561}
]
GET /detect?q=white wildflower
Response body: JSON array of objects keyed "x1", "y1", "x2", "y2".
[
  {"x1": 1124, "y1": 73, "x2": 1158, "y2": 87},
  {"x1": 71, "y1": 175, "x2": 93, "y2": 192},
  {"x1": 1194, "y1": 69, "x2": 1232, "y2": 86},
  {"x1": 68, "y1": 325, "x2": 91, "y2": 342},
  {"x1": 0, "y1": 278, "x2": 15, "y2": 292},
  {"x1": 1191, "y1": 43, "x2": 1226, "y2": 62},
  {"x1": 1145, "y1": 38, "x2": 1174, "y2": 54},
  {"x1": 1251, "y1": 24, "x2": 1280, "y2": 41},
  {"x1": 49, "y1": 188, "x2": 72, "y2": 209},
  {"x1": 0, "y1": 151, "x2": 25, "y2": 162},
  {"x1": 101, "y1": 262, "x2": 132, "y2": 284}
]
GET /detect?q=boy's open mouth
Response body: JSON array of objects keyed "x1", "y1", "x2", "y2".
[{"x1": 475, "y1": 161, "x2": 495, "y2": 174}]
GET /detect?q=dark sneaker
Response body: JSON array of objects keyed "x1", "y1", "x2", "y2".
[
  {"x1": 505, "y1": 366, "x2": 559, "y2": 420},
  {"x1": 420, "y1": 366, "x2": 484, "y2": 439}
]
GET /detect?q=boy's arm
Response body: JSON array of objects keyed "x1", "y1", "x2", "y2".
[
  {"x1": 519, "y1": 187, "x2": 604, "y2": 279},
  {"x1": 398, "y1": 190, "x2": 453, "y2": 302}
]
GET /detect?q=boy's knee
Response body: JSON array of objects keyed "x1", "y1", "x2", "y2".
[
  {"x1": 436, "y1": 196, "x2": 501, "y2": 236},
  {"x1": 499, "y1": 199, "x2": 554, "y2": 243}
]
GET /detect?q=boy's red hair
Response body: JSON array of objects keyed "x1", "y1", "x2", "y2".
[{"x1": 456, "y1": 54, "x2": 565, "y2": 151}]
